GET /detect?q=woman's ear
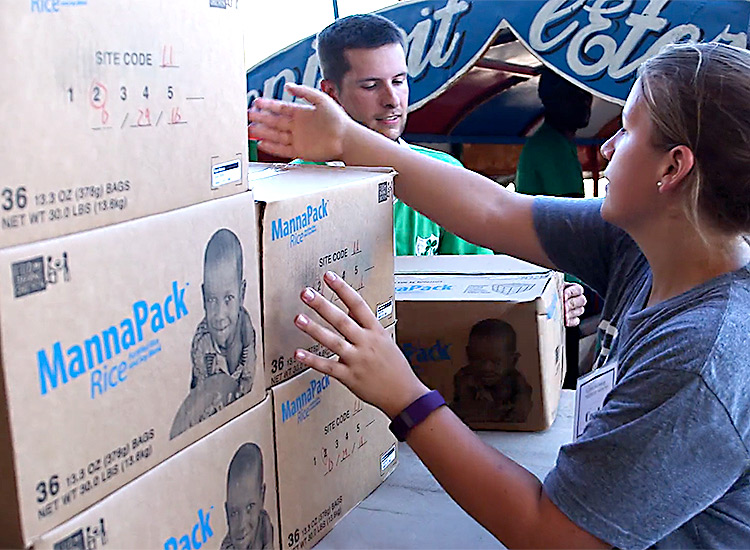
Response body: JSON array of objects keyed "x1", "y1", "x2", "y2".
[{"x1": 659, "y1": 145, "x2": 695, "y2": 193}]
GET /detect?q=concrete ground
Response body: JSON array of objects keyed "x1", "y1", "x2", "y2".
[{"x1": 316, "y1": 390, "x2": 575, "y2": 549}]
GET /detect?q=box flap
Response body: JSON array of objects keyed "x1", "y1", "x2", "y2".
[
  {"x1": 395, "y1": 271, "x2": 553, "y2": 302},
  {"x1": 251, "y1": 163, "x2": 396, "y2": 203},
  {"x1": 394, "y1": 255, "x2": 549, "y2": 275}
]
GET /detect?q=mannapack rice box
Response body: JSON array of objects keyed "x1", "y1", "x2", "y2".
[
  {"x1": 252, "y1": 163, "x2": 396, "y2": 388},
  {"x1": 0, "y1": 0, "x2": 248, "y2": 248},
  {"x1": 0, "y1": 192, "x2": 264, "y2": 546},
  {"x1": 35, "y1": 395, "x2": 277, "y2": 550},
  {"x1": 395, "y1": 255, "x2": 566, "y2": 432},
  {"x1": 271, "y1": 333, "x2": 398, "y2": 550}
]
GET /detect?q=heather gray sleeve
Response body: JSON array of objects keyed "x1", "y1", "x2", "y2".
[
  {"x1": 544, "y1": 368, "x2": 748, "y2": 549},
  {"x1": 532, "y1": 197, "x2": 631, "y2": 297}
]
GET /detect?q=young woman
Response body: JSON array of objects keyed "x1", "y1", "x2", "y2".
[{"x1": 249, "y1": 42, "x2": 750, "y2": 548}]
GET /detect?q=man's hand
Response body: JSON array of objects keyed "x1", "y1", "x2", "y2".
[
  {"x1": 248, "y1": 84, "x2": 351, "y2": 162},
  {"x1": 563, "y1": 282, "x2": 587, "y2": 327}
]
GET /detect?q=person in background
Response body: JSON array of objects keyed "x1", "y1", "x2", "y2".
[
  {"x1": 315, "y1": 13, "x2": 491, "y2": 257},
  {"x1": 515, "y1": 69, "x2": 593, "y2": 198},
  {"x1": 250, "y1": 41, "x2": 750, "y2": 547},
  {"x1": 312, "y1": 14, "x2": 586, "y2": 330},
  {"x1": 516, "y1": 69, "x2": 597, "y2": 383}
]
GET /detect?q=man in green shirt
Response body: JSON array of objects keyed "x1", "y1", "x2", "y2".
[
  {"x1": 515, "y1": 69, "x2": 592, "y2": 197},
  {"x1": 515, "y1": 70, "x2": 595, "y2": 384},
  {"x1": 314, "y1": 14, "x2": 491, "y2": 256},
  {"x1": 290, "y1": 14, "x2": 585, "y2": 330}
]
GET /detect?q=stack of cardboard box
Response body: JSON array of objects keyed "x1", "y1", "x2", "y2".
[
  {"x1": 395, "y1": 255, "x2": 567, "y2": 432},
  {"x1": 0, "y1": 2, "x2": 274, "y2": 547},
  {"x1": 253, "y1": 163, "x2": 399, "y2": 549},
  {"x1": 0, "y1": 5, "x2": 398, "y2": 547}
]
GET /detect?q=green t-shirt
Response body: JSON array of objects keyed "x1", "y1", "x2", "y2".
[
  {"x1": 515, "y1": 122, "x2": 584, "y2": 198},
  {"x1": 398, "y1": 144, "x2": 492, "y2": 256},
  {"x1": 288, "y1": 146, "x2": 492, "y2": 256},
  {"x1": 515, "y1": 123, "x2": 584, "y2": 285}
]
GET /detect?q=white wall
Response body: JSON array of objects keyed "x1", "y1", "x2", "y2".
[{"x1": 244, "y1": 0, "x2": 399, "y2": 69}]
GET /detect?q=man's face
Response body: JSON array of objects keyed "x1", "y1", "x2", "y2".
[
  {"x1": 226, "y1": 471, "x2": 265, "y2": 550},
  {"x1": 325, "y1": 43, "x2": 409, "y2": 141},
  {"x1": 203, "y1": 259, "x2": 244, "y2": 350},
  {"x1": 466, "y1": 335, "x2": 519, "y2": 385}
]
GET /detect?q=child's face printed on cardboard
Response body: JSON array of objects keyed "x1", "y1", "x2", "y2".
[
  {"x1": 204, "y1": 258, "x2": 244, "y2": 349},
  {"x1": 466, "y1": 335, "x2": 519, "y2": 385},
  {"x1": 226, "y1": 469, "x2": 265, "y2": 550}
]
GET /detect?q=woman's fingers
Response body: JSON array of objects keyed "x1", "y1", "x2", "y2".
[
  {"x1": 251, "y1": 96, "x2": 315, "y2": 118},
  {"x1": 247, "y1": 107, "x2": 293, "y2": 153},
  {"x1": 563, "y1": 282, "x2": 587, "y2": 328},
  {"x1": 294, "y1": 312, "x2": 353, "y2": 358},
  {"x1": 321, "y1": 271, "x2": 381, "y2": 330},
  {"x1": 254, "y1": 138, "x2": 296, "y2": 159},
  {"x1": 563, "y1": 283, "x2": 587, "y2": 306},
  {"x1": 294, "y1": 348, "x2": 350, "y2": 383},
  {"x1": 566, "y1": 314, "x2": 581, "y2": 328},
  {"x1": 293, "y1": 272, "x2": 429, "y2": 417},
  {"x1": 299, "y1": 284, "x2": 363, "y2": 345},
  {"x1": 247, "y1": 105, "x2": 293, "y2": 132},
  {"x1": 284, "y1": 83, "x2": 331, "y2": 107},
  {"x1": 247, "y1": 100, "x2": 305, "y2": 154}
]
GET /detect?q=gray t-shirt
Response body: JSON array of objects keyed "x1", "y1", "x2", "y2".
[{"x1": 534, "y1": 197, "x2": 750, "y2": 549}]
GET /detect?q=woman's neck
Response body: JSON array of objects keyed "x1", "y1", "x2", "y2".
[{"x1": 641, "y1": 229, "x2": 750, "y2": 307}]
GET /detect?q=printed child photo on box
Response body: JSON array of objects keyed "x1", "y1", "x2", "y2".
[
  {"x1": 222, "y1": 443, "x2": 274, "y2": 550},
  {"x1": 452, "y1": 318, "x2": 532, "y2": 424},
  {"x1": 170, "y1": 229, "x2": 257, "y2": 438}
]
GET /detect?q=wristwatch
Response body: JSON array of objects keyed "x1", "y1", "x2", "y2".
[{"x1": 389, "y1": 390, "x2": 446, "y2": 442}]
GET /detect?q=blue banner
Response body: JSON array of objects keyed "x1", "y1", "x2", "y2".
[{"x1": 247, "y1": 0, "x2": 749, "y2": 107}]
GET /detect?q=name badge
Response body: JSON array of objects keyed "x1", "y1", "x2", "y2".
[{"x1": 573, "y1": 361, "x2": 617, "y2": 440}]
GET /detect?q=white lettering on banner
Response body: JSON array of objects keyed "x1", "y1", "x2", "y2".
[
  {"x1": 248, "y1": 54, "x2": 321, "y2": 105},
  {"x1": 530, "y1": 0, "x2": 747, "y2": 81},
  {"x1": 529, "y1": 0, "x2": 587, "y2": 51},
  {"x1": 248, "y1": 0, "x2": 470, "y2": 103},
  {"x1": 405, "y1": 0, "x2": 470, "y2": 79}
]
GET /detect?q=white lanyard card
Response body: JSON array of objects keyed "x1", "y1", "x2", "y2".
[{"x1": 573, "y1": 361, "x2": 617, "y2": 440}]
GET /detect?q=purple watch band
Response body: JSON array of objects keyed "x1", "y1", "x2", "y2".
[{"x1": 389, "y1": 390, "x2": 446, "y2": 442}]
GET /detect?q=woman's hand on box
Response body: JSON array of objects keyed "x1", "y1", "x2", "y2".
[
  {"x1": 293, "y1": 271, "x2": 429, "y2": 418},
  {"x1": 248, "y1": 84, "x2": 349, "y2": 162}
]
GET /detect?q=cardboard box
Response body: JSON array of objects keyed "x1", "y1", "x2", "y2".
[
  {"x1": 395, "y1": 255, "x2": 565, "y2": 431},
  {"x1": 0, "y1": 0, "x2": 247, "y2": 248},
  {"x1": 0, "y1": 192, "x2": 265, "y2": 546},
  {"x1": 272, "y1": 337, "x2": 398, "y2": 550},
  {"x1": 253, "y1": 163, "x2": 396, "y2": 387},
  {"x1": 35, "y1": 395, "x2": 278, "y2": 550}
]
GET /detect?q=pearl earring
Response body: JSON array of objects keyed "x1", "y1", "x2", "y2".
[{"x1": 657, "y1": 181, "x2": 663, "y2": 188}]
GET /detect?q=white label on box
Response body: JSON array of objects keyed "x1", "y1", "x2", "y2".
[
  {"x1": 376, "y1": 298, "x2": 393, "y2": 320},
  {"x1": 380, "y1": 443, "x2": 397, "y2": 472},
  {"x1": 212, "y1": 158, "x2": 242, "y2": 188}
]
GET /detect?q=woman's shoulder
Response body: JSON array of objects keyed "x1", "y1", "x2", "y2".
[
  {"x1": 620, "y1": 269, "x2": 750, "y2": 432},
  {"x1": 636, "y1": 270, "x2": 748, "y2": 364},
  {"x1": 656, "y1": 265, "x2": 749, "y2": 348}
]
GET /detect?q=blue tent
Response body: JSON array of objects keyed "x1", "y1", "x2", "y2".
[{"x1": 247, "y1": 0, "x2": 748, "y2": 148}]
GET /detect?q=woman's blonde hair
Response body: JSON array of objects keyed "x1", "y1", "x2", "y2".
[{"x1": 638, "y1": 42, "x2": 750, "y2": 237}]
